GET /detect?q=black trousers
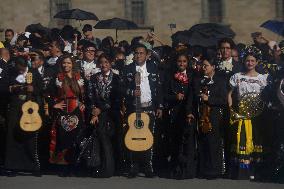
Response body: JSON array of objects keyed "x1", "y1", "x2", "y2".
[{"x1": 127, "y1": 107, "x2": 156, "y2": 171}]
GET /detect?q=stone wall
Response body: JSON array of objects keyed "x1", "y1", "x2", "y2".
[{"x1": 0, "y1": 0, "x2": 282, "y2": 45}]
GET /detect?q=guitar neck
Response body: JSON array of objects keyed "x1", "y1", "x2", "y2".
[{"x1": 135, "y1": 85, "x2": 142, "y2": 120}]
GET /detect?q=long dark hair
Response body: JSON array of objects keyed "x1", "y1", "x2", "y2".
[{"x1": 58, "y1": 54, "x2": 82, "y2": 97}]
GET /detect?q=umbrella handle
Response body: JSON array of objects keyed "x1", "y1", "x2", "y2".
[{"x1": 116, "y1": 29, "x2": 118, "y2": 42}]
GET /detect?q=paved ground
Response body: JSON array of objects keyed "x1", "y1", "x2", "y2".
[{"x1": 0, "y1": 175, "x2": 283, "y2": 189}]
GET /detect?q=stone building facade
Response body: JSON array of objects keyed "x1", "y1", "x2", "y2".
[{"x1": 0, "y1": 0, "x2": 283, "y2": 45}]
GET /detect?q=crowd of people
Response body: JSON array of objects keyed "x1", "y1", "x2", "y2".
[{"x1": 0, "y1": 23, "x2": 283, "y2": 183}]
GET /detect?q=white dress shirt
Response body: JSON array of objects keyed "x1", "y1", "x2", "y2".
[{"x1": 136, "y1": 62, "x2": 152, "y2": 103}]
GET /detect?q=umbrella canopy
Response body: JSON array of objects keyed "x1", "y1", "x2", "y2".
[
  {"x1": 171, "y1": 30, "x2": 192, "y2": 45},
  {"x1": 188, "y1": 23, "x2": 235, "y2": 39},
  {"x1": 94, "y1": 17, "x2": 138, "y2": 29},
  {"x1": 260, "y1": 20, "x2": 284, "y2": 36},
  {"x1": 53, "y1": 9, "x2": 99, "y2": 21},
  {"x1": 171, "y1": 23, "x2": 235, "y2": 47},
  {"x1": 171, "y1": 30, "x2": 216, "y2": 47},
  {"x1": 25, "y1": 23, "x2": 49, "y2": 36},
  {"x1": 94, "y1": 17, "x2": 138, "y2": 41}
]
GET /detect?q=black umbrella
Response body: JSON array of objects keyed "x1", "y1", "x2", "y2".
[
  {"x1": 54, "y1": 9, "x2": 99, "y2": 21},
  {"x1": 260, "y1": 20, "x2": 284, "y2": 36},
  {"x1": 172, "y1": 23, "x2": 235, "y2": 47},
  {"x1": 94, "y1": 17, "x2": 138, "y2": 41},
  {"x1": 188, "y1": 23, "x2": 235, "y2": 39},
  {"x1": 171, "y1": 30, "x2": 192, "y2": 45},
  {"x1": 171, "y1": 30, "x2": 216, "y2": 47},
  {"x1": 25, "y1": 23, "x2": 50, "y2": 36}
]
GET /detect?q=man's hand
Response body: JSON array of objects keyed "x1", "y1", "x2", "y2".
[
  {"x1": 134, "y1": 89, "x2": 141, "y2": 97},
  {"x1": 26, "y1": 85, "x2": 34, "y2": 92},
  {"x1": 156, "y1": 109, "x2": 162, "y2": 119}
]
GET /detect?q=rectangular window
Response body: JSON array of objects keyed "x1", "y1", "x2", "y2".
[
  {"x1": 276, "y1": 0, "x2": 284, "y2": 20},
  {"x1": 208, "y1": 0, "x2": 223, "y2": 23},
  {"x1": 125, "y1": 0, "x2": 146, "y2": 26},
  {"x1": 50, "y1": 0, "x2": 71, "y2": 27}
]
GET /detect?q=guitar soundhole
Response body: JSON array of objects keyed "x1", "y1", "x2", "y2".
[
  {"x1": 28, "y1": 108, "x2": 34, "y2": 114},
  {"x1": 134, "y1": 119, "x2": 144, "y2": 129}
]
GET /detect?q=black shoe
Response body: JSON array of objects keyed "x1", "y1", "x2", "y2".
[
  {"x1": 145, "y1": 171, "x2": 154, "y2": 178},
  {"x1": 5, "y1": 170, "x2": 17, "y2": 177},
  {"x1": 127, "y1": 163, "x2": 138, "y2": 178},
  {"x1": 32, "y1": 171, "x2": 42, "y2": 177},
  {"x1": 144, "y1": 164, "x2": 155, "y2": 178}
]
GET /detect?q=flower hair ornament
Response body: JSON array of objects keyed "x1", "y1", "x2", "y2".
[{"x1": 240, "y1": 45, "x2": 262, "y2": 62}]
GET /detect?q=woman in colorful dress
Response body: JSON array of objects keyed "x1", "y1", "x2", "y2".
[
  {"x1": 228, "y1": 46, "x2": 269, "y2": 180},
  {"x1": 48, "y1": 54, "x2": 85, "y2": 175}
]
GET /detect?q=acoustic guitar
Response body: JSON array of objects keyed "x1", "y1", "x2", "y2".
[
  {"x1": 124, "y1": 71, "x2": 154, "y2": 152},
  {"x1": 20, "y1": 72, "x2": 42, "y2": 132}
]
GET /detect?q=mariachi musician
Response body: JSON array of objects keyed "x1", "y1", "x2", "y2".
[
  {"x1": 48, "y1": 54, "x2": 85, "y2": 176},
  {"x1": 164, "y1": 52, "x2": 195, "y2": 179},
  {"x1": 122, "y1": 44, "x2": 163, "y2": 178},
  {"x1": 188, "y1": 55, "x2": 227, "y2": 179},
  {"x1": 5, "y1": 56, "x2": 43, "y2": 176},
  {"x1": 88, "y1": 54, "x2": 122, "y2": 177}
]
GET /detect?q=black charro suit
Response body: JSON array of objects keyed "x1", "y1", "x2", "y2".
[
  {"x1": 122, "y1": 60, "x2": 163, "y2": 177},
  {"x1": 164, "y1": 69, "x2": 196, "y2": 179},
  {"x1": 123, "y1": 61, "x2": 163, "y2": 112},
  {"x1": 87, "y1": 71, "x2": 122, "y2": 177}
]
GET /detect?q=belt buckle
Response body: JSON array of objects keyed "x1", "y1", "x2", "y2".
[{"x1": 19, "y1": 95, "x2": 27, "y2": 101}]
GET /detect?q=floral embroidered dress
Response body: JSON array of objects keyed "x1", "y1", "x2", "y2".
[
  {"x1": 49, "y1": 72, "x2": 85, "y2": 165},
  {"x1": 229, "y1": 72, "x2": 268, "y2": 179}
]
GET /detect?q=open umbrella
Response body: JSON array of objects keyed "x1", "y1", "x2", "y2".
[
  {"x1": 188, "y1": 23, "x2": 235, "y2": 39},
  {"x1": 260, "y1": 20, "x2": 284, "y2": 36},
  {"x1": 171, "y1": 30, "x2": 216, "y2": 47},
  {"x1": 25, "y1": 23, "x2": 50, "y2": 36},
  {"x1": 94, "y1": 17, "x2": 138, "y2": 41},
  {"x1": 54, "y1": 9, "x2": 99, "y2": 21},
  {"x1": 171, "y1": 23, "x2": 235, "y2": 47}
]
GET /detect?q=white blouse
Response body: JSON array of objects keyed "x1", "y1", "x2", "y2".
[{"x1": 229, "y1": 72, "x2": 268, "y2": 98}]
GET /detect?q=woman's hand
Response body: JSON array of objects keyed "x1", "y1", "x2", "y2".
[
  {"x1": 53, "y1": 101, "x2": 66, "y2": 110},
  {"x1": 79, "y1": 103, "x2": 85, "y2": 112},
  {"x1": 201, "y1": 94, "x2": 208, "y2": 102},
  {"x1": 156, "y1": 109, "x2": 163, "y2": 119},
  {"x1": 90, "y1": 115, "x2": 99, "y2": 125},
  {"x1": 92, "y1": 107, "x2": 101, "y2": 117},
  {"x1": 186, "y1": 114, "x2": 195, "y2": 124},
  {"x1": 176, "y1": 93, "x2": 184, "y2": 101}
]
